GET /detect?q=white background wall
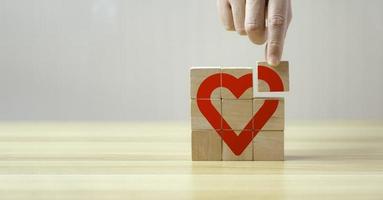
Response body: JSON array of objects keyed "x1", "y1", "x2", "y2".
[{"x1": 0, "y1": 0, "x2": 382, "y2": 121}]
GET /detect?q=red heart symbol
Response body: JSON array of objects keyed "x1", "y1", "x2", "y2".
[{"x1": 197, "y1": 66, "x2": 284, "y2": 155}]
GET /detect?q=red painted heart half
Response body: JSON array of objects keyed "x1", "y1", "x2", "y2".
[{"x1": 196, "y1": 66, "x2": 284, "y2": 155}]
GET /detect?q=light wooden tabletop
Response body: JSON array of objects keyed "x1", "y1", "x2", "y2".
[{"x1": 0, "y1": 121, "x2": 382, "y2": 200}]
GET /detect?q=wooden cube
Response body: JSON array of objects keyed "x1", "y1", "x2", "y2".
[
  {"x1": 253, "y1": 98, "x2": 284, "y2": 130},
  {"x1": 253, "y1": 130, "x2": 284, "y2": 161},
  {"x1": 257, "y1": 61, "x2": 289, "y2": 92},
  {"x1": 192, "y1": 130, "x2": 222, "y2": 161},
  {"x1": 222, "y1": 130, "x2": 253, "y2": 161},
  {"x1": 191, "y1": 99, "x2": 221, "y2": 130},
  {"x1": 221, "y1": 67, "x2": 253, "y2": 99},
  {"x1": 190, "y1": 67, "x2": 221, "y2": 99},
  {"x1": 222, "y1": 99, "x2": 253, "y2": 130}
]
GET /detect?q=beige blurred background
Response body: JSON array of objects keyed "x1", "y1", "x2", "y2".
[{"x1": 0, "y1": 0, "x2": 382, "y2": 121}]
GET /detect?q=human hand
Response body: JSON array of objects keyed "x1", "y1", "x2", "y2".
[{"x1": 217, "y1": 0, "x2": 292, "y2": 66}]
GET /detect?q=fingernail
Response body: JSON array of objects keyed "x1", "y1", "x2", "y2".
[{"x1": 268, "y1": 56, "x2": 280, "y2": 66}]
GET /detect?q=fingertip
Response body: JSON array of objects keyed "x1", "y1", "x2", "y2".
[
  {"x1": 266, "y1": 41, "x2": 283, "y2": 66},
  {"x1": 245, "y1": 23, "x2": 266, "y2": 44},
  {"x1": 225, "y1": 26, "x2": 235, "y2": 31},
  {"x1": 267, "y1": 56, "x2": 280, "y2": 66},
  {"x1": 237, "y1": 29, "x2": 247, "y2": 35},
  {"x1": 217, "y1": 0, "x2": 235, "y2": 33},
  {"x1": 247, "y1": 33, "x2": 266, "y2": 45}
]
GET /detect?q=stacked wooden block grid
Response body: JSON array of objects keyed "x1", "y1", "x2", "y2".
[{"x1": 191, "y1": 62, "x2": 289, "y2": 161}]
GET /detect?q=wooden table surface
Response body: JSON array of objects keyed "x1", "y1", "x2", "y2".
[{"x1": 0, "y1": 121, "x2": 382, "y2": 200}]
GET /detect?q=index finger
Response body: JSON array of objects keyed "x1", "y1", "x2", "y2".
[{"x1": 266, "y1": 0, "x2": 289, "y2": 66}]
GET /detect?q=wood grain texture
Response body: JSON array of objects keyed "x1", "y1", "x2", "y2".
[
  {"x1": 253, "y1": 130, "x2": 284, "y2": 161},
  {"x1": 192, "y1": 130, "x2": 222, "y2": 161},
  {"x1": 253, "y1": 98, "x2": 284, "y2": 130},
  {"x1": 0, "y1": 121, "x2": 382, "y2": 200},
  {"x1": 257, "y1": 61, "x2": 289, "y2": 92}
]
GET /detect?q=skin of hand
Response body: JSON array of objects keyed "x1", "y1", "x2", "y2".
[{"x1": 217, "y1": 0, "x2": 292, "y2": 66}]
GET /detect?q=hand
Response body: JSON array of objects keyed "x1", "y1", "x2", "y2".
[{"x1": 217, "y1": 0, "x2": 292, "y2": 66}]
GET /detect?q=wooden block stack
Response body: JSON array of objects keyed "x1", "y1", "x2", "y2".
[
  {"x1": 190, "y1": 67, "x2": 222, "y2": 161},
  {"x1": 190, "y1": 62, "x2": 289, "y2": 161}
]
